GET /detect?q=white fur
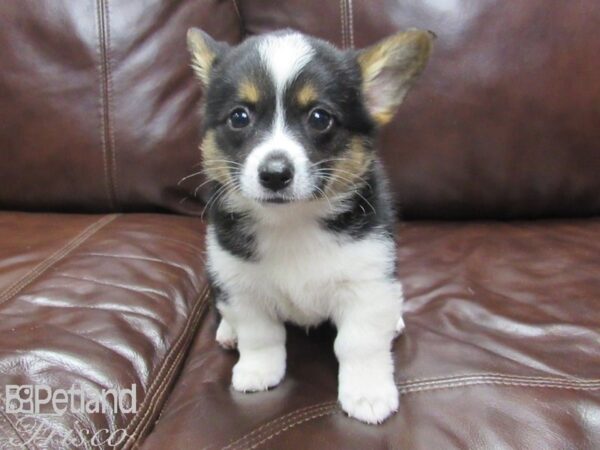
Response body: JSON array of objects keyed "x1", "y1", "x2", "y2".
[
  {"x1": 208, "y1": 198, "x2": 404, "y2": 423},
  {"x1": 258, "y1": 33, "x2": 314, "y2": 94},
  {"x1": 215, "y1": 318, "x2": 237, "y2": 349},
  {"x1": 240, "y1": 34, "x2": 315, "y2": 202},
  {"x1": 240, "y1": 121, "x2": 313, "y2": 202}
]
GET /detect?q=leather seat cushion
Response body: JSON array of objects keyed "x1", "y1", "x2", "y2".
[
  {"x1": 0, "y1": 212, "x2": 207, "y2": 449},
  {"x1": 141, "y1": 219, "x2": 600, "y2": 449}
]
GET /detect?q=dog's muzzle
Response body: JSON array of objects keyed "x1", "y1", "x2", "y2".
[{"x1": 258, "y1": 152, "x2": 294, "y2": 192}]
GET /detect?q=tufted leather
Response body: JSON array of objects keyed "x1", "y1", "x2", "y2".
[{"x1": 0, "y1": 1, "x2": 599, "y2": 449}]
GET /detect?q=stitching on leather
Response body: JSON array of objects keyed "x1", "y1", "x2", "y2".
[
  {"x1": 398, "y1": 372, "x2": 563, "y2": 384},
  {"x1": 219, "y1": 403, "x2": 337, "y2": 450},
  {"x1": 104, "y1": 0, "x2": 119, "y2": 207},
  {"x1": 97, "y1": 0, "x2": 118, "y2": 209},
  {"x1": 225, "y1": 373, "x2": 600, "y2": 449},
  {"x1": 120, "y1": 292, "x2": 208, "y2": 449},
  {"x1": 231, "y1": 0, "x2": 246, "y2": 38},
  {"x1": 0, "y1": 399, "x2": 32, "y2": 450},
  {"x1": 339, "y1": 0, "x2": 347, "y2": 48},
  {"x1": 245, "y1": 407, "x2": 338, "y2": 450},
  {"x1": 129, "y1": 299, "x2": 209, "y2": 446},
  {"x1": 398, "y1": 379, "x2": 600, "y2": 394},
  {"x1": 96, "y1": 0, "x2": 113, "y2": 209},
  {"x1": 0, "y1": 215, "x2": 118, "y2": 308},
  {"x1": 121, "y1": 290, "x2": 208, "y2": 447},
  {"x1": 127, "y1": 297, "x2": 210, "y2": 449},
  {"x1": 397, "y1": 373, "x2": 600, "y2": 387},
  {"x1": 247, "y1": 378, "x2": 600, "y2": 449},
  {"x1": 347, "y1": 0, "x2": 354, "y2": 48},
  {"x1": 228, "y1": 405, "x2": 337, "y2": 450},
  {"x1": 119, "y1": 287, "x2": 210, "y2": 449}
]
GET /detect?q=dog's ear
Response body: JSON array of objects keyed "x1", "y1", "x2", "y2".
[
  {"x1": 357, "y1": 29, "x2": 434, "y2": 126},
  {"x1": 186, "y1": 28, "x2": 229, "y2": 86}
]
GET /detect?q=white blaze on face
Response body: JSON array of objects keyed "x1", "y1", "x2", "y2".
[{"x1": 241, "y1": 33, "x2": 315, "y2": 201}]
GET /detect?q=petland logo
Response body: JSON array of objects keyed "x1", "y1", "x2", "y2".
[{"x1": 5, "y1": 384, "x2": 137, "y2": 415}]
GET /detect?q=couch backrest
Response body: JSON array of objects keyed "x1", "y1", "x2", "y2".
[{"x1": 1, "y1": 0, "x2": 599, "y2": 219}]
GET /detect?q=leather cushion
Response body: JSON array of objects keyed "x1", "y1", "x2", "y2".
[
  {"x1": 140, "y1": 219, "x2": 600, "y2": 449},
  {"x1": 0, "y1": 212, "x2": 207, "y2": 449},
  {"x1": 0, "y1": 0, "x2": 241, "y2": 214},
  {"x1": 239, "y1": 0, "x2": 600, "y2": 219}
]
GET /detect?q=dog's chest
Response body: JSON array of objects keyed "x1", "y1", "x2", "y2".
[{"x1": 208, "y1": 218, "x2": 392, "y2": 324}]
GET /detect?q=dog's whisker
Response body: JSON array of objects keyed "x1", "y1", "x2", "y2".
[
  {"x1": 177, "y1": 166, "x2": 240, "y2": 186},
  {"x1": 312, "y1": 185, "x2": 333, "y2": 211},
  {"x1": 313, "y1": 168, "x2": 372, "y2": 190},
  {"x1": 200, "y1": 180, "x2": 238, "y2": 221},
  {"x1": 192, "y1": 170, "x2": 242, "y2": 198},
  {"x1": 309, "y1": 158, "x2": 351, "y2": 168}
]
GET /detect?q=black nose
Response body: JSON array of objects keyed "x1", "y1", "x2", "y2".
[{"x1": 258, "y1": 153, "x2": 294, "y2": 192}]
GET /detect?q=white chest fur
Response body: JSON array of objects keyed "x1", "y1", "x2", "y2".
[{"x1": 207, "y1": 202, "x2": 396, "y2": 326}]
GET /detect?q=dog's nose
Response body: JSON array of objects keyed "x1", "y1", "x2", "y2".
[{"x1": 258, "y1": 153, "x2": 294, "y2": 192}]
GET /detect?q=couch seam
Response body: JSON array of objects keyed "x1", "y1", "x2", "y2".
[
  {"x1": 119, "y1": 286, "x2": 210, "y2": 449},
  {"x1": 347, "y1": 0, "x2": 355, "y2": 48},
  {"x1": 122, "y1": 292, "x2": 209, "y2": 449},
  {"x1": 129, "y1": 298, "x2": 209, "y2": 446},
  {"x1": 220, "y1": 373, "x2": 600, "y2": 450},
  {"x1": 0, "y1": 402, "x2": 32, "y2": 450},
  {"x1": 104, "y1": 0, "x2": 119, "y2": 207},
  {"x1": 398, "y1": 372, "x2": 600, "y2": 384},
  {"x1": 246, "y1": 407, "x2": 338, "y2": 450},
  {"x1": 231, "y1": 0, "x2": 246, "y2": 38},
  {"x1": 339, "y1": 0, "x2": 347, "y2": 48},
  {"x1": 218, "y1": 403, "x2": 337, "y2": 450},
  {"x1": 0, "y1": 215, "x2": 118, "y2": 308},
  {"x1": 96, "y1": 0, "x2": 112, "y2": 209},
  {"x1": 226, "y1": 404, "x2": 337, "y2": 450},
  {"x1": 399, "y1": 379, "x2": 600, "y2": 394},
  {"x1": 96, "y1": 0, "x2": 119, "y2": 210},
  {"x1": 248, "y1": 378, "x2": 600, "y2": 449}
]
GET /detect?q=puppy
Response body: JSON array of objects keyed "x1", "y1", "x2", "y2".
[{"x1": 186, "y1": 27, "x2": 432, "y2": 424}]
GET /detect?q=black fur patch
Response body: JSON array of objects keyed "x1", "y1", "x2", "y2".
[
  {"x1": 323, "y1": 160, "x2": 395, "y2": 240},
  {"x1": 208, "y1": 194, "x2": 256, "y2": 260}
]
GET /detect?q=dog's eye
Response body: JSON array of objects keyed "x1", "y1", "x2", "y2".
[
  {"x1": 228, "y1": 107, "x2": 251, "y2": 129},
  {"x1": 307, "y1": 108, "x2": 333, "y2": 132}
]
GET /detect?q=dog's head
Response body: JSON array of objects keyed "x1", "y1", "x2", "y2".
[{"x1": 187, "y1": 28, "x2": 433, "y2": 205}]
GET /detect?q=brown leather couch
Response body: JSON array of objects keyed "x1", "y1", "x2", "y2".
[{"x1": 1, "y1": 1, "x2": 599, "y2": 449}]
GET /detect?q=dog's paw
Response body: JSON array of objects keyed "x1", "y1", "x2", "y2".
[
  {"x1": 216, "y1": 319, "x2": 237, "y2": 349},
  {"x1": 339, "y1": 373, "x2": 399, "y2": 424},
  {"x1": 232, "y1": 353, "x2": 286, "y2": 392}
]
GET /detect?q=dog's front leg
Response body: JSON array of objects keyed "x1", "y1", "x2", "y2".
[
  {"x1": 333, "y1": 281, "x2": 402, "y2": 424},
  {"x1": 219, "y1": 300, "x2": 287, "y2": 392}
]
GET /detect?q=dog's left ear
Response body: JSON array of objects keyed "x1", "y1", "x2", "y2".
[
  {"x1": 357, "y1": 29, "x2": 434, "y2": 126},
  {"x1": 186, "y1": 28, "x2": 229, "y2": 86}
]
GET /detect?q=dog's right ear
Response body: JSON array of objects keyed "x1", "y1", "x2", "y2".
[{"x1": 186, "y1": 28, "x2": 229, "y2": 86}]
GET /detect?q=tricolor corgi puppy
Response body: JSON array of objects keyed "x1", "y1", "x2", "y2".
[{"x1": 187, "y1": 27, "x2": 432, "y2": 424}]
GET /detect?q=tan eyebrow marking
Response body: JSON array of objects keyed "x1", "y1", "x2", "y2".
[
  {"x1": 238, "y1": 80, "x2": 260, "y2": 103},
  {"x1": 297, "y1": 83, "x2": 318, "y2": 107}
]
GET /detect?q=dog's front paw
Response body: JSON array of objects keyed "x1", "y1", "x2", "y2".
[
  {"x1": 395, "y1": 316, "x2": 406, "y2": 337},
  {"x1": 232, "y1": 351, "x2": 286, "y2": 392},
  {"x1": 339, "y1": 372, "x2": 399, "y2": 424},
  {"x1": 216, "y1": 318, "x2": 237, "y2": 349}
]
